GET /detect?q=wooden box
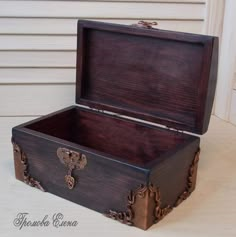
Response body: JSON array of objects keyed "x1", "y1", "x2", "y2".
[{"x1": 12, "y1": 20, "x2": 218, "y2": 230}]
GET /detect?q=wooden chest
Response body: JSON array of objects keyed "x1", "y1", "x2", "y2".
[{"x1": 12, "y1": 20, "x2": 218, "y2": 230}]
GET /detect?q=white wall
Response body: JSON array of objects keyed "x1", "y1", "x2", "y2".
[
  {"x1": 210, "y1": 0, "x2": 236, "y2": 126},
  {"x1": 230, "y1": 35, "x2": 236, "y2": 124},
  {"x1": 0, "y1": 0, "x2": 206, "y2": 152},
  {"x1": 229, "y1": 73, "x2": 236, "y2": 125}
]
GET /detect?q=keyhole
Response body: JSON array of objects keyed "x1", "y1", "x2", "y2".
[
  {"x1": 65, "y1": 166, "x2": 76, "y2": 189},
  {"x1": 65, "y1": 175, "x2": 75, "y2": 189}
]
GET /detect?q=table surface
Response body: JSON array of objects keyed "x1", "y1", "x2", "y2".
[{"x1": 0, "y1": 116, "x2": 236, "y2": 237}]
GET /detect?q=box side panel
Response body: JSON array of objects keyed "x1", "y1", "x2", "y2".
[
  {"x1": 149, "y1": 136, "x2": 200, "y2": 210},
  {"x1": 12, "y1": 128, "x2": 148, "y2": 214},
  {"x1": 202, "y1": 37, "x2": 219, "y2": 133},
  {"x1": 12, "y1": 105, "x2": 76, "y2": 130}
]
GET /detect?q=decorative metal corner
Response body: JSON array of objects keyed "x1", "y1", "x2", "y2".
[
  {"x1": 175, "y1": 148, "x2": 200, "y2": 207},
  {"x1": 106, "y1": 148, "x2": 200, "y2": 229},
  {"x1": 12, "y1": 139, "x2": 45, "y2": 192},
  {"x1": 106, "y1": 183, "x2": 172, "y2": 229}
]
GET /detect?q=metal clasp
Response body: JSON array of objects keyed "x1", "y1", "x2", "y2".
[
  {"x1": 57, "y1": 147, "x2": 87, "y2": 189},
  {"x1": 132, "y1": 21, "x2": 158, "y2": 29}
]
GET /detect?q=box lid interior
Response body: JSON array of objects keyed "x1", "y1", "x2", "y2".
[{"x1": 76, "y1": 20, "x2": 218, "y2": 135}]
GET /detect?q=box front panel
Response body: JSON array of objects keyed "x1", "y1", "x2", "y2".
[{"x1": 12, "y1": 128, "x2": 148, "y2": 214}]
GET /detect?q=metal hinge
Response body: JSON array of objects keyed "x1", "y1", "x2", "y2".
[
  {"x1": 76, "y1": 105, "x2": 195, "y2": 137},
  {"x1": 132, "y1": 21, "x2": 158, "y2": 29},
  {"x1": 166, "y1": 126, "x2": 185, "y2": 137},
  {"x1": 76, "y1": 104, "x2": 122, "y2": 118}
]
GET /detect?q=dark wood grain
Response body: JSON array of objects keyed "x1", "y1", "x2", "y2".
[
  {"x1": 149, "y1": 138, "x2": 200, "y2": 208},
  {"x1": 76, "y1": 20, "x2": 218, "y2": 134},
  {"x1": 11, "y1": 20, "x2": 218, "y2": 230},
  {"x1": 12, "y1": 127, "x2": 148, "y2": 213},
  {"x1": 12, "y1": 105, "x2": 199, "y2": 229},
  {"x1": 25, "y1": 107, "x2": 189, "y2": 166},
  {"x1": 12, "y1": 105, "x2": 199, "y2": 226}
]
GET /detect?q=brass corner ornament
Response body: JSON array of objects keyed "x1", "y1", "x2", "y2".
[
  {"x1": 12, "y1": 139, "x2": 45, "y2": 192},
  {"x1": 57, "y1": 147, "x2": 87, "y2": 190},
  {"x1": 175, "y1": 148, "x2": 200, "y2": 207},
  {"x1": 106, "y1": 183, "x2": 172, "y2": 230},
  {"x1": 106, "y1": 148, "x2": 200, "y2": 230}
]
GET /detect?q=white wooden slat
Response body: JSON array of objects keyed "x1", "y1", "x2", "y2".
[
  {"x1": 233, "y1": 74, "x2": 236, "y2": 89},
  {"x1": 0, "y1": 52, "x2": 76, "y2": 67},
  {"x1": 203, "y1": 0, "x2": 224, "y2": 37},
  {"x1": 0, "y1": 1, "x2": 205, "y2": 19},
  {"x1": 0, "y1": 84, "x2": 75, "y2": 116},
  {"x1": 0, "y1": 116, "x2": 38, "y2": 150},
  {"x1": 42, "y1": 0, "x2": 205, "y2": 2},
  {"x1": 0, "y1": 18, "x2": 203, "y2": 35},
  {"x1": 214, "y1": 0, "x2": 236, "y2": 121},
  {"x1": 0, "y1": 35, "x2": 76, "y2": 50},
  {"x1": 229, "y1": 90, "x2": 236, "y2": 125},
  {"x1": 0, "y1": 68, "x2": 75, "y2": 83},
  {"x1": 104, "y1": 19, "x2": 204, "y2": 33},
  {"x1": 0, "y1": 19, "x2": 203, "y2": 50}
]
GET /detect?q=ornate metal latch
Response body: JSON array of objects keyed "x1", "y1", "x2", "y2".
[
  {"x1": 132, "y1": 20, "x2": 158, "y2": 29},
  {"x1": 57, "y1": 147, "x2": 87, "y2": 190}
]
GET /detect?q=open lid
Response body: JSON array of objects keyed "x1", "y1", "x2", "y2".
[{"x1": 76, "y1": 20, "x2": 218, "y2": 135}]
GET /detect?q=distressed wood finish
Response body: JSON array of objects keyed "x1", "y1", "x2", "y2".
[
  {"x1": 76, "y1": 20, "x2": 218, "y2": 134},
  {"x1": 12, "y1": 106, "x2": 200, "y2": 229},
  {"x1": 11, "y1": 20, "x2": 218, "y2": 230}
]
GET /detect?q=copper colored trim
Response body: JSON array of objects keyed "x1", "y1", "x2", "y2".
[
  {"x1": 106, "y1": 148, "x2": 200, "y2": 230},
  {"x1": 106, "y1": 183, "x2": 172, "y2": 230},
  {"x1": 175, "y1": 148, "x2": 200, "y2": 207},
  {"x1": 133, "y1": 20, "x2": 158, "y2": 29},
  {"x1": 12, "y1": 139, "x2": 45, "y2": 192},
  {"x1": 56, "y1": 147, "x2": 87, "y2": 189}
]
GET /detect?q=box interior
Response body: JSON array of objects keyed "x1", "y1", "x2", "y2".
[
  {"x1": 25, "y1": 107, "x2": 194, "y2": 165},
  {"x1": 76, "y1": 20, "x2": 217, "y2": 135}
]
